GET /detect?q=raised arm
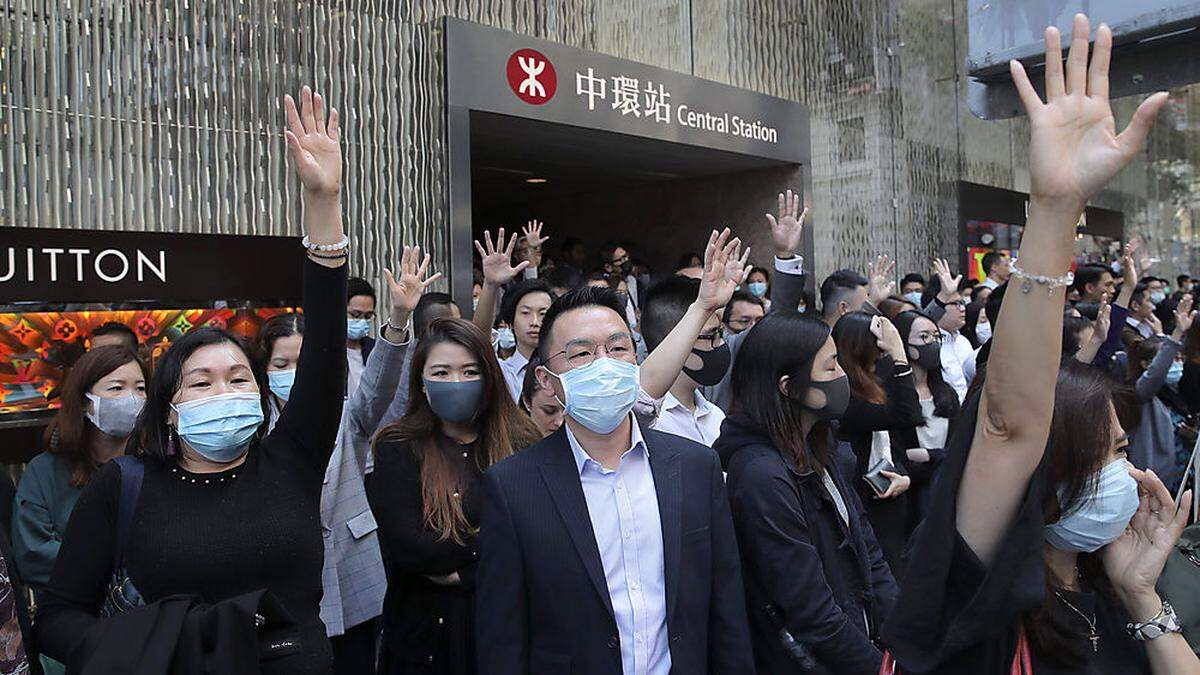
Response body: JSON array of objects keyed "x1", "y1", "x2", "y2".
[
  {"x1": 520, "y1": 220, "x2": 548, "y2": 280},
  {"x1": 1134, "y1": 297, "x2": 1194, "y2": 402},
  {"x1": 272, "y1": 87, "x2": 349, "y2": 471},
  {"x1": 958, "y1": 15, "x2": 1168, "y2": 563},
  {"x1": 473, "y1": 228, "x2": 529, "y2": 333},
  {"x1": 639, "y1": 228, "x2": 747, "y2": 399},
  {"x1": 763, "y1": 190, "x2": 809, "y2": 315},
  {"x1": 1074, "y1": 301, "x2": 1110, "y2": 364},
  {"x1": 920, "y1": 259, "x2": 962, "y2": 324},
  {"x1": 346, "y1": 247, "x2": 440, "y2": 438},
  {"x1": 865, "y1": 254, "x2": 896, "y2": 313}
]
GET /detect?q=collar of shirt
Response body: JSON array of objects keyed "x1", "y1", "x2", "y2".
[
  {"x1": 502, "y1": 349, "x2": 530, "y2": 373},
  {"x1": 565, "y1": 413, "x2": 646, "y2": 475},
  {"x1": 661, "y1": 389, "x2": 714, "y2": 417}
]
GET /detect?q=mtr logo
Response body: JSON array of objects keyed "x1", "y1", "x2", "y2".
[{"x1": 506, "y1": 48, "x2": 557, "y2": 105}]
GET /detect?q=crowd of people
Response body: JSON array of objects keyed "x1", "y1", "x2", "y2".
[{"x1": 0, "y1": 13, "x2": 1197, "y2": 675}]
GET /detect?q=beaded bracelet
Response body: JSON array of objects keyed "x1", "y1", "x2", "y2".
[
  {"x1": 1009, "y1": 260, "x2": 1073, "y2": 296},
  {"x1": 305, "y1": 249, "x2": 349, "y2": 261},
  {"x1": 301, "y1": 235, "x2": 350, "y2": 253}
]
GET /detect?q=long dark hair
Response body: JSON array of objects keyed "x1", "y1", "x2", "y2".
[
  {"x1": 1185, "y1": 308, "x2": 1200, "y2": 364},
  {"x1": 134, "y1": 328, "x2": 268, "y2": 462},
  {"x1": 831, "y1": 311, "x2": 886, "y2": 405},
  {"x1": 1028, "y1": 360, "x2": 1128, "y2": 664},
  {"x1": 45, "y1": 346, "x2": 148, "y2": 487},
  {"x1": 730, "y1": 312, "x2": 833, "y2": 472},
  {"x1": 893, "y1": 311, "x2": 960, "y2": 419},
  {"x1": 374, "y1": 318, "x2": 540, "y2": 543}
]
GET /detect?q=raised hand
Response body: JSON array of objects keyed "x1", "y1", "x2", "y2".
[
  {"x1": 697, "y1": 228, "x2": 751, "y2": 312},
  {"x1": 284, "y1": 87, "x2": 342, "y2": 200},
  {"x1": 765, "y1": 189, "x2": 809, "y2": 259},
  {"x1": 522, "y1": 220, "x2": 549, "y2": 250},
  {"x1": 385, "y1": 245, "x2": 442, "y2": 319},
  {"x1": 1103, "y1": 467, "x2": 1191, "y2": 619},
  {"x1": 1172, "y1": 294, "x2": 1196, "y2": 340},
  {"x1": 1093, "y1": 301, "x2": 1111, "y2": 342},
  {"x1": 1011, "y1": 15, "x2": 1168, "y2": 214},
  {"x1": 475, "y1": 228, "x2": 529, "y2": 286},
  {"x1": 867, "y1": 254, "x2": 896, "y2": 306},
  {"x1": 870, "y1": 315, "x2": 907, "y2": 363},
  {"x1": 1146, "y1": 311, "x2": 1163, "y2": 337},
  {"x1": 1121, "y1": 242, "x2": 1140, "y2": 288},
  {"x1": 932, "y1": 258, "x2": 962, "y2": 302}
]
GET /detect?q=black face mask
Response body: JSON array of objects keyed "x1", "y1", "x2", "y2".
[
  {"x1": 801, "y1": 375, "x2": 850, "y2": 420},
  {"x1": 910, "y1": 343, "x2": 941, "y2": 372},
  {"x1": 683, "y1": 343, "x2": 731, "y2": 387}
]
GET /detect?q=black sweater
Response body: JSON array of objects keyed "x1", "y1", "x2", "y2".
[{"x1": 37, "y1": 258, "x2": 346, "y2": 675}]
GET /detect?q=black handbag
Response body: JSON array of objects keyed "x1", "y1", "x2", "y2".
[{"x1": 100, "y1": 456, "x2": 146, "y2": 617}]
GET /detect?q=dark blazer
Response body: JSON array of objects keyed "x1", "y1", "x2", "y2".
[
  {"x1": 716, "y1": 415, "x2": 898, "y2": 675},
  {"x1": 476, "y1": 423, "x2": 755, "y2": 675}
]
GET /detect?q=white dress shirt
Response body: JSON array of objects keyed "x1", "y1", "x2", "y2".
[
  {"x1": 499, "y1": 349, "x2": 531, "y2": 403},
  {"x1": 566, "y1": 417, "x2": 671, "y2": 675},
  {"x1": 939, "y1": 330, "x2": 974, "y2": 402},
  {"x1": 346, "y1": 345, "x2": 365, "y2": 399},
  {"x1": 1126, "y1": 315, "x2": 1154, "y2": 340},
  {"x1": 635, "y1": 388, "x2": 726, "y2": 447},
  {"x1": 980, "y1": 276, "x2": 1000, "y2": 290}
]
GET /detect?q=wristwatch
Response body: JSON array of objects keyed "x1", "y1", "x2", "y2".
[{"x1": 1127, "y1": 601, "x2": 1183, "y2": 641}]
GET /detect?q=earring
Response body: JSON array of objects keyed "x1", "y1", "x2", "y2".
[{"x1": 167, "y1": 428, "x2": 177, "y2": 456}]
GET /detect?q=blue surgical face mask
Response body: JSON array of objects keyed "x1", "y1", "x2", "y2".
[
  {"x1": 423, "y1": 379, "x2": 484, "y2": 424},
  {"x1": 1150, "y1": 290, "x2": 1167, "y2": 305},
  {"x1": 497, "y1": 327, "x2": 516, "y2": 350},
  {"x1": 268, "y1": 369, "x2": 296, "y2": 403},
  {"x1": 747, "y1": 282, "x2": 768, "y2": 298},
  {"x1": 347, "y1": 318, "x2": 372, "y2": 341},
  {"x1": 904, "y1": 291, "x2": 923, "y2": 306},
  {"x1": 172, "y1": 392, "x2": 264, "y2": 463},
  {"x1": 1044, "y1": 458, "x2": 1140, "y2": 553},
  {"x1": 1167, "y1": 360, "x2": 1184, "y2": 386},
  {"x1": 547, "y1": 358, "x2": 639, "y2": 434}
]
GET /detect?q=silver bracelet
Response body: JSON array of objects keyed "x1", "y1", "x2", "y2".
[
  {"x1": 1009, "y1": 260, "x2": 1073, "y2": 296},
  {"x1": 301, "y1": 235, "x2": 350, "y2": 253}
]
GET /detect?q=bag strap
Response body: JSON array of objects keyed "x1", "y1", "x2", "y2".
[{"x1": 111, "y1": 455, "x2": 145, "y2": 570}]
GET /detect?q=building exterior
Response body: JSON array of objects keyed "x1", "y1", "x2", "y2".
[{"x1": 2, "y1": 0, "x2": 1198, "y2": 291}]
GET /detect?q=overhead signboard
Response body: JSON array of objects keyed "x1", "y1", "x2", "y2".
[
  {"x1": 967, "y1": 1, "x2": 1200, "y2": 119},
  {"x1": 445, "y1": 18, "x2": 809, "y2": 164}
]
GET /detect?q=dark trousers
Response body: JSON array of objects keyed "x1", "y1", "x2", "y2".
[{"x1": 331, "y1": 617, "x2": 380, "y2": 675}]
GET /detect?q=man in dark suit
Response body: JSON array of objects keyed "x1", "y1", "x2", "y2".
[{"x1": 477, "y1": 284, "x2": 755, "y2": 674}]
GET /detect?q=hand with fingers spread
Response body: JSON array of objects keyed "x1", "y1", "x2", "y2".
[
  {"x1": 698, "y1": 228, "x2": 752, "y2": 312},
  {"x1": 385, "y1": 245, "x2": 443, "y2": 326},
  {"x1": 932, "y1": 258, "x2": 962, "y2": 303},
  {"x1": 475, "y1": 228, "x2": 529, "y2": 287},
  {"x1": 1010, "y1": 15, "x2": 1169, "y2": 215},
  {"x1": 867, "y1": 254, "x2": 896, "y2": 307},
  {"x1": 1103, "y1": 467, "x2": 1193, "y2": 620},
  {"x1": 765, "y1": 190, "x2": 809, "y2": 259},
  {"x1": 520, "y1": 220, "x2": 548, "y2": 269},
  {"x1": 1093, "y1": 301, "x2": 1112, "y2": 342}
]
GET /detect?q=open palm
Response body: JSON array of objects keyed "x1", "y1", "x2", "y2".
[
  {"x1": 698, "y1": 228, "x2": 750, "y2": 312},
  {"x1": 1102, "y1": 467, "x2": 1191, "y2": 601},
  {"x1": 475, "y1": 228, "x2": 528, "y2": 286},
  {"x1": 385, "y1": 245, "x2": 442, "y2": 315},
  {"x1": 1013, "y1": 16, "x2": 1167, "y2": 209},
  {"x1": 284, "y1": 86, "x2": 342, "y2": 197}
]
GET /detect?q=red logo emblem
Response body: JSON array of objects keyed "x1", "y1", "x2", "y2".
[{"x1": 506, "y1": 49, "x2": 557, "y2": 105}]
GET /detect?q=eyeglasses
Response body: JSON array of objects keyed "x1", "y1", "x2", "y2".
[
  {"x1": 610, "y1": 254, "x2": 629, "y2": 267},
  {"x1": 546, "y1": 335, "x2": 635, "y2": 369},
  {"x1": 348, "y1": 310, "x2": 376, "y2": 320},
  {"x1": 696, "y1": 330, "x2": 726, "y2": 349},
  {"x1": 912, "y1": 331, "x2": 942, "y2": 346},
  {"x1": 727, "y1": 317, "x2": 759, "y2": 329},
  {"x1": 946, "y1": 300, "x2": 967, "y2": 309}
]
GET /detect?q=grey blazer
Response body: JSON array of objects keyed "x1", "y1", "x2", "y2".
[{"x1": 318, "y1": 333, "x2": 409, "y2": 636}]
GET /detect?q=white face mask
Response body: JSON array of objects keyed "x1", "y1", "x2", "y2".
[
  {"x1": 86, "y1": 392, "x2": 145, "y2": 438},
  {"x1": 975, "y1": 321, "x2": 992, "y2": 343}
]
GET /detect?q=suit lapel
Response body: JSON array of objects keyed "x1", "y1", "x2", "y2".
[
  {"x1": 537, "y1": 436, "x2": 616, "y2": 620},
  {"x1": 647, "y1": 433, "x2": 682, "y2": 624}
]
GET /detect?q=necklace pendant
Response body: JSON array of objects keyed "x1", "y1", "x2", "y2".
[{"x1": 1089, "y1": 633, "x2": 1100, "y2": 653}]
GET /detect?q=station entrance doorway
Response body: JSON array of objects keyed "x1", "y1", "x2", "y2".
[{"x1": 445, "y1": 18, "x2": 812, "y2": 309}]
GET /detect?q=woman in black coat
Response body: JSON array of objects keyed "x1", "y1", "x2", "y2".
[
  {"x1": 368, "y1": 318, "x2": 540, "y2": 674},
  {"x1": 715, "y1": 312, "x2": 898, "y2": 675},
  {"x1": 831, "y1": 311, "x2": 924, "y2": 576}
]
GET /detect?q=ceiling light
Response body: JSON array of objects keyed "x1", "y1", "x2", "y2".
[{"x1": 525, "y1": 177, "x2": 548, "y2": 184}]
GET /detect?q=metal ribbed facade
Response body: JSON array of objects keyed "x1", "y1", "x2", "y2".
[{"x1": 2, "y1": 0, "x2": 1198, "y2": 288}]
